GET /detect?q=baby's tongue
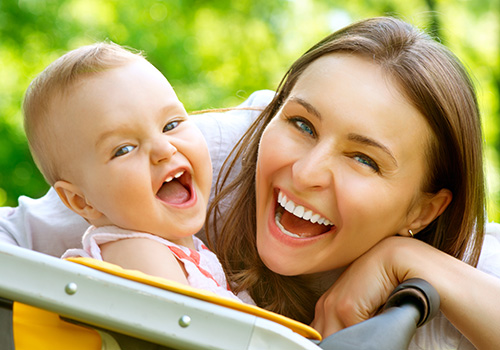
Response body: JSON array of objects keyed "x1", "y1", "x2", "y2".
[
  {"x1": 157, "y1": 180, "x2": 190, "y2": 204},
  {"x1": 280, "y1": 210, "x2": 328, "y2": 237}
]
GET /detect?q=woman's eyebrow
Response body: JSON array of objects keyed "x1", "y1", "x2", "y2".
[
  {"x1": 288, "y1": 97, "x2": 322, "y2": 120},
  {"x1": 348, "y1": 133, "x2": 398, "y2": 166}
]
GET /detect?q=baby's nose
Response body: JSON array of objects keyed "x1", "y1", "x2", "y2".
[{"x1": 151, "y1": 136, "x2": 177, "y2": 164}]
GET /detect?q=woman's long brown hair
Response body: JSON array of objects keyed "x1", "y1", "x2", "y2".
[{"x1": 207, "y1": 17, "x2": 486, "y2": 324}]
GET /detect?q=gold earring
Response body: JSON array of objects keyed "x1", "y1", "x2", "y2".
[{"x1": 409, "y1": 229, "x2": 414, "y2": 238}]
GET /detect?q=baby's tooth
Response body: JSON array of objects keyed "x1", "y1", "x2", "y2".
[
  {"x1": 174, "y1": 171, "x2": 184, "y2": 178},
  {"x1": 293, "y1": 205, "x2": 305, "y2": 218},
  {"x1": 303, "y1": 210, "x2": 313, "y2": 220},
  {"x1": 165, "y1": 176, "x2": 173, "y2": 182},
  {"x1": 285, "y1": 200, "x2": 295, "y2": 213}
]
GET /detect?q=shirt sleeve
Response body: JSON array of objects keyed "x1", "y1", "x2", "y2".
[
  {"x1": 0, "y1": 187, "x2": 89, "y2": 257},
  {"x1": 190, "y1": 90, "x2": 274, "y2": 242},
  {"x1": 191, "y1": 89, "x2": 275, "y2": 195}
]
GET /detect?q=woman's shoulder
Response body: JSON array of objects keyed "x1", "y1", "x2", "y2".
[
  {"x1": 190, "y1": 90, "x2": 274, "y2": 132},
  {"x1": 0, "y1": 187, "x2": 88, "y2": 256}
]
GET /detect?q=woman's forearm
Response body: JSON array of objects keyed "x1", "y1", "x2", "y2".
[{"x1": 390, "y1": 237, "x2": 500, "y2": 349}]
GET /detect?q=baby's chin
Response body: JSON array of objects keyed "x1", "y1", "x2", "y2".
[{"x1": 162, "y1": 210, "x2": 207, "y2": 239}]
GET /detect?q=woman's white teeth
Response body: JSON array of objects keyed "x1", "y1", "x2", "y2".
[
  {"x1": 165, "y1": 171, "x2": 184, "y2": 183},
  {"x1": 275, "y1": 212, "x2": 300, "y2": 238},
  {"x1": 277, "y1": 191, "x2": 333, "y2": 226}
]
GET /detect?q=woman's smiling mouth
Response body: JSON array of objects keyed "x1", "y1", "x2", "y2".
[{"x1": 274, "y1": 190, "x2": 334, "y2": 238}]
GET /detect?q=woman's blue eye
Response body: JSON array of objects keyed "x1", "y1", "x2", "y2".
[
  {"x1": 163, "y1": 120, "x2": 180, "y2": 132},
  {"x1": 354, "y1": 155, "x2": 379, "y2": 172},
  {"x1": 295, "y1": 120, "x2": 314, "y2": 136},
  {"x1": 114, "y1": 145, "x2": 134, "y2": 158}
]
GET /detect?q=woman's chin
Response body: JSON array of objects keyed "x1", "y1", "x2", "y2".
[{"x1": 259, "y1": 252, "x2": 304, "y2": 276}]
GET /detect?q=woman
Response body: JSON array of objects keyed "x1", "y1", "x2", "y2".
[{"x1": 209, "y1": 17, "x2": 500, "y2": 349}]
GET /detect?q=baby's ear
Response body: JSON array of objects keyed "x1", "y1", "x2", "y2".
[
  {"x1": 409, "y1": 189, "x2": 452, "y2": 234},
  {"x1": 53, "y1": 180, "x2": 102, "y2": 221}
]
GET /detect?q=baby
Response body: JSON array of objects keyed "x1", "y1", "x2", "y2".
[{"x1": 23, "y1": 42, "x2": 243, "y2": 301}]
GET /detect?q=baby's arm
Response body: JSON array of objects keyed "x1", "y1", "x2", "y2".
[{"x1": 100, "y1": 238, "x2": 189, "y2": 285}]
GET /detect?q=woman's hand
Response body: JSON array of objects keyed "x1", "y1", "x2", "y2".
[
  {"x1": 311, "y1": 236, "x2": 403, "y2": 338},
  {"x1": 311, "y1": 236, "x2": 500, "y2": 349}
]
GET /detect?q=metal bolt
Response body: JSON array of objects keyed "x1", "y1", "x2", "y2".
[
  {"x1": 65, "y1": 282, "x2": 78, "y2": 295},
  {"x1": 178, "y1": 315, "x2": 191, "y2": 328}
]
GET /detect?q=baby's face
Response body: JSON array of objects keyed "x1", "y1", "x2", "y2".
[{"x1": 54, "y1": 59, "x2": 212, "y2": 245}]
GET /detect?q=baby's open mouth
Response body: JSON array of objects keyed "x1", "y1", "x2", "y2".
[
  {"x1": 157, "y1": 170, "x2": 192, "y2": 204},
  {"x1": 275, "y1": 190, "x2": 334, "y2": 238}
]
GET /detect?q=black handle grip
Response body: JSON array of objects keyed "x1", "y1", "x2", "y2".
[
  {"x1": 382, "y1": 278, "x2": 440, "y2": 327},
  {"x1": 317, "y1": 279, "x2": 440, "y2": 349}
]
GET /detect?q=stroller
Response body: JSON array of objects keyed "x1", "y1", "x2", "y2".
[{"x1": 0, "y1": 242, "x2": 439, "y2": 349}]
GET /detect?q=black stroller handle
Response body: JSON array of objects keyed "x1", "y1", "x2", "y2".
[
  {"x1": 382, "y1": 278, "x2": 440, "y2": 327},
  {"x1": 318, "y1": 278, "x2": 440, "y2": 350}
]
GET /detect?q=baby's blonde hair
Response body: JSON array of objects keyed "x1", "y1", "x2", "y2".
[{"x1": 23, "y1": 42, "x2": 143, "y2": 185}]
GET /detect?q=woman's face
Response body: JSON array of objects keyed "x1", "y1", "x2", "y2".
[{"x1": 255, "y1": 53, "x2": 434, "y2": 276}]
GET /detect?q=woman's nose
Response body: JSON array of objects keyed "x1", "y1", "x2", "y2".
[
  {"x1": 151, "y1": 136, "x2": 177, "y2": 164},
  {"x1": 292, "y1": 144, "x2": 333, "y2": 190}
]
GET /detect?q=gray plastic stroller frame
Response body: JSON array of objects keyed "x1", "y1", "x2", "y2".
[{"x1": 0, "y1": 243, "x2": 320, "y2": 350}]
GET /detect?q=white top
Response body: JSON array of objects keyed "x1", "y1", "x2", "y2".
[{"x1": 1, "y1": 90, "x2": 499, "y2": 349}]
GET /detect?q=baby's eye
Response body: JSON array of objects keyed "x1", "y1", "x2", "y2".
[
  {"x1": 114, "y1": 145, "x2": 135, "y2": 158},
  {"x1": 353, "y1": 154, "x2": 380, "y2": 172},
  {"x1": 163, "y1": 120, "x2": 180, "y2": 133}
]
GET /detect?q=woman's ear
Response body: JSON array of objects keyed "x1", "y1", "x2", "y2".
[
  {"x1": 53, "y1": 180, "x2": 103, "y2": 221},
  {"x1": 408, "y1": 189, "x2": 452, "y2": 234}
]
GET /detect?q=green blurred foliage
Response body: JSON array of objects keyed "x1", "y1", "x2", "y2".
[{"x1": 0, "y1": 0, "x2": 499, "y2": 221}]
